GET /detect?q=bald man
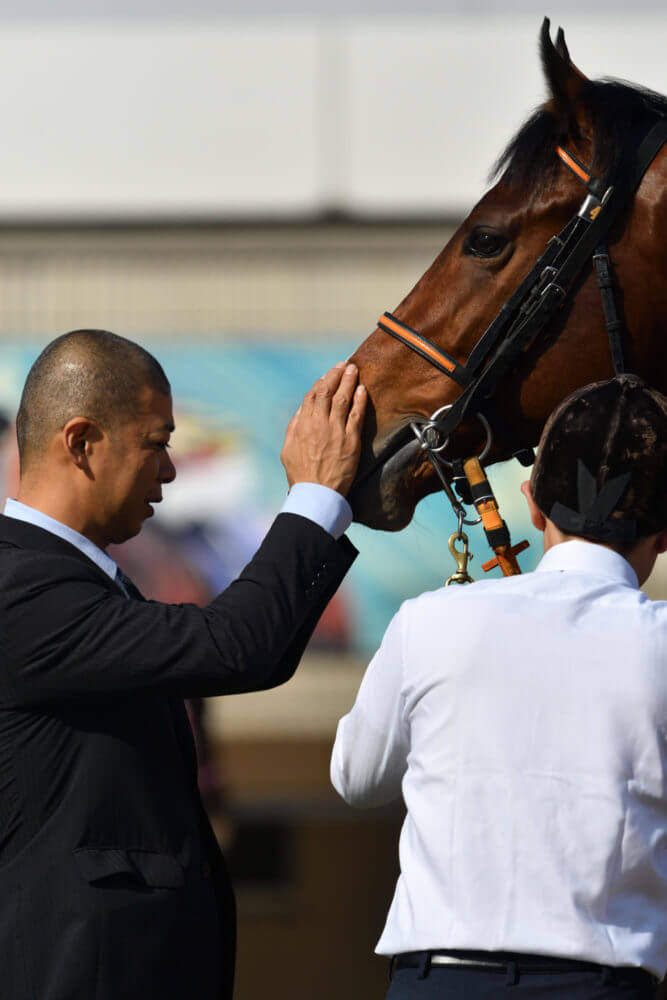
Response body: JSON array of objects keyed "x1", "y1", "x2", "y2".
[{"x1": 0, "y1": 329, "x2": 365, "y2": 1000}]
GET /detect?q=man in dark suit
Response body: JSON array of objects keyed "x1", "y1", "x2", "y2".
[{"x1": 0, "y1": 329, "x2": 365, "y2": 1000}]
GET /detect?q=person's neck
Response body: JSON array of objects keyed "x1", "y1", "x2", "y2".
[
  {"x1": 16, "y1": 481, "x2": 107, "y2": 550},
  {"x1": 542, "y1": 524, "x2": 655, "y2": 587}
]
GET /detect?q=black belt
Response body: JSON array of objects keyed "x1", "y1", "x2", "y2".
[{"x1": 391, "y1": 950, "x2": 657, "y2": 985}]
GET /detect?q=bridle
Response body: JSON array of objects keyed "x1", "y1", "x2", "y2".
[{"x1": 371, "y1": 118, "x2": 667, "y2": 531}]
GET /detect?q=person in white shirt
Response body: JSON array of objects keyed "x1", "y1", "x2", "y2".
[{"x1": 331, "y1": 375, "x2": 667, "y2": 1000}]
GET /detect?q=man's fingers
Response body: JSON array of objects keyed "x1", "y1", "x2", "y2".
[
  {"x1": 282, "y1": 361, "x2": 367, "y2": 495},
  {"x1": 330, "y1": 363, "x2": 359, "y2": 417},
  {"x1": 346, "y1": 383, "x2": 367, "y2": 433},
  {"x1": 306, "y1": 362, "x2": 347, "y2": 413},
  {"x1": 328, "y1": 361, "x2": 348, "y2": 382}
]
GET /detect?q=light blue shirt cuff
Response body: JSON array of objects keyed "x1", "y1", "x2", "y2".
[{"x1": 279, "y1": 483, "x2": 353, "y2": 540}]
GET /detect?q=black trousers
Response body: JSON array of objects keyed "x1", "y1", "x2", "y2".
[{"x1": 386, "y1": 955, "x2": 657, "y2": 999}]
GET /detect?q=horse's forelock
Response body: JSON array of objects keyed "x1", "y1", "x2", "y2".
[{"x1": 489, "y1": 108, "x2": 560, "y2": 194}]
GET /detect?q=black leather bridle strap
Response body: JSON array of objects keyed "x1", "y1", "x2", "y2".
[
  {"x1": 388, "y1": 118, "x2": 667, "y2": 452},
  {"x1": 575, "y1": 118, "x2": 667, "y2": 376},
  {"x1": 430, "y1": 209, "x2": 601, "y2": 442},
  {"x1": 464, "y1": 219, "x2": 579, "y2": 377},
  {"x1": 593, "y1": 244, "x2": 625, "y2": 375},
  {"x1": 542, "y1": 118, "x2": 667, "y2": 378},
  {"x1": 379, "y1": 219, "x2": 579, "y2": 395}
]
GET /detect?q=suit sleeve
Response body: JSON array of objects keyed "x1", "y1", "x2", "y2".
[{"x1": 1, "y1": 513, "x2": 357, "y2": 707}]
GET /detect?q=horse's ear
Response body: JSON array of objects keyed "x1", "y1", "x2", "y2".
[
  {"x1": 540, "y1": 17, "x2": 588, "y2": 138},
  {"x1": 554, "y1": 26, "x2": 570, "y2": 62}
]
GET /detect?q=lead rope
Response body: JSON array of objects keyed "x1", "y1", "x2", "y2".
[
  {"x1": 444, "y1": 457, "x2": 529, "y2": 585},
  {"x1": 412, "y1": 412, "x2": 527, "y2": 584},
  {"x1": 410, "y1": 419, "x2": 482, "y2": 587},
  {"x1": 462, "y1": 457, "x2": 529, "y2": 577}
]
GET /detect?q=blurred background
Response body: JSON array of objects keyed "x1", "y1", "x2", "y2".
[{"x1": 0, "y1": 2, "x2": 665, "y2": 996}]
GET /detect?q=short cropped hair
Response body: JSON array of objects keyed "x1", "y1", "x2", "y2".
[
  {"x1": 16, "y1": 330, "x2": 170, "y2": 472},
  {"x1": 531, "y1": 375, "x2": 667, "y2": 544}
]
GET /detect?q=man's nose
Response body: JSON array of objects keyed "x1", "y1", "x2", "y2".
[{"x1": 160, "y1": 451, "x2": 177, "y2": 483}]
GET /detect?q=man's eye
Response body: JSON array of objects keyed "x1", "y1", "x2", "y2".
[{"x1": 464, "y1": 228, "x2": 508, "y2": 258}]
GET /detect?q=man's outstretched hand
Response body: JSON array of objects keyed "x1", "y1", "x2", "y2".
[{"x1": 281, "y1": 363, "x2": 367, "y2": 497}]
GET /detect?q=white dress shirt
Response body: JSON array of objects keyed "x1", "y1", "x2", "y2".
[{"x1": 331, "y1": 540, "x2": 667, "y2": 976}]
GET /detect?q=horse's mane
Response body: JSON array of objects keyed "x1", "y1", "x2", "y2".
[{"x1": 492, "y1": 77, "x2": 667, "y2": 193}]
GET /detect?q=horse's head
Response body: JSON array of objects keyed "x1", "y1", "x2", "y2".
[{"x1": 349, "y1": 19, "x2": 667, "y2": 530}]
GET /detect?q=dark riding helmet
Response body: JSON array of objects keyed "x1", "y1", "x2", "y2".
[{"x1": 531, "y1": 375, "x2": 667, "y2": 544}]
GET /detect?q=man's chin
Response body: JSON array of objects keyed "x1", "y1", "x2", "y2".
[{"x1": 108, "y1": 519, "x2": 144, "y2": 547}]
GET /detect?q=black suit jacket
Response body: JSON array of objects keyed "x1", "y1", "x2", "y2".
[{"x1": 0, "y1": 512, "x2": 356, "y2": 1000}]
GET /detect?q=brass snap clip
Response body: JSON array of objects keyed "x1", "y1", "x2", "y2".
[{"x1": 445, "y1": 531, "x2": 474, "y2": 586}]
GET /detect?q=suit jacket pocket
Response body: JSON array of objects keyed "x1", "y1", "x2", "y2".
[{"x1": 73, "y1": 847, "x2": 185, "y2": 889}]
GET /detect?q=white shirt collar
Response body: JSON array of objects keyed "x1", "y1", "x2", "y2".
[
  {"x1": 3, "y1": 498, "x2": 120, "y2": 581},
  {"x1": 535, "y1": 538, "x2": 639, "y2": 589}
]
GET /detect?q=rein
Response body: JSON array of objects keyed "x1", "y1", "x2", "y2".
[{"x1": 374, "y1": 118, "x2": 667, "y2": 582}]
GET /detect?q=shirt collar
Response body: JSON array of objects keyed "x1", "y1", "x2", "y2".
[
  {"x1": 535, "y1": 538, "x2": 639, "y2": 589},
  {"x1": 3, "y1": 498, "x2": 120, "y2": 581}
]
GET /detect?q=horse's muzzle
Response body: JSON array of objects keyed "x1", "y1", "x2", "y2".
[{"x1": 348, "y1": 429, "x2": 425, "y2": 531}]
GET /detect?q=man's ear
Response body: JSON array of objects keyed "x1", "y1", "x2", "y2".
[
  {"x1": 521, "y1": 480, "x2": 547, "y2": 533},
  {"x1": 62, "y1": 417, "x2": 99, "y2": 468},
  {"x1": 655, "y1": 529, "x2": 667, "y2": 556}
]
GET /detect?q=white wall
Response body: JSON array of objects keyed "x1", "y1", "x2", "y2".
[{"x1": 0, "y1": 15, "x2": 664, "y2": 219}]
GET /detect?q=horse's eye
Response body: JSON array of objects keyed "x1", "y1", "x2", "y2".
[{"x1": 464, "y1": 228, "x2": 508, "y2": 258}]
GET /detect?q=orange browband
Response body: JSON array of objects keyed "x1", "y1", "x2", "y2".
[
  {"x1": 556, "y1": 146, "x2": 591, "y2": 185},
  {"x1": 377, "y1": 314, "x2": 457, "y2": 374}
]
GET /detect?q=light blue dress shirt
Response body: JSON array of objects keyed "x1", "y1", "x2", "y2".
[
  {"x1": 4, "y1": 497, "x2": 120, "y2": 579},
  {"x1": 281, "y1": 482, "x2": 353, "y2": 540}
]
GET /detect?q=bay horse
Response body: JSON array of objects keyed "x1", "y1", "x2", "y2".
[{"x1": 348, "y1": 19, "x2": 667, "y2": 533}]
